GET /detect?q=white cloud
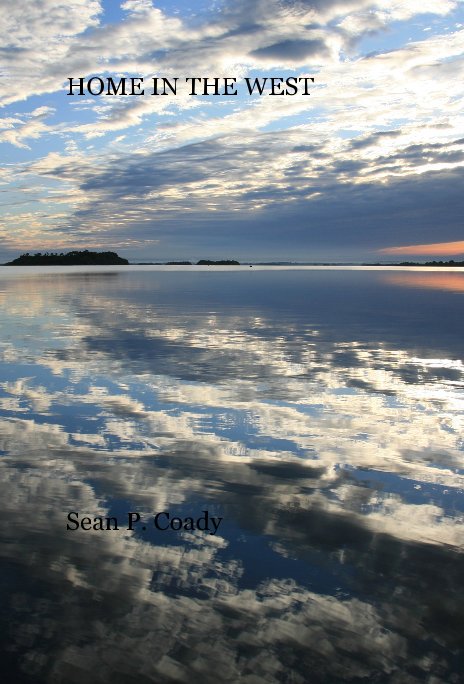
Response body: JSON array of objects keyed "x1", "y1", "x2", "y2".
[{"x1": 0, "y1": 106, "x2": 56, "y2": 148}]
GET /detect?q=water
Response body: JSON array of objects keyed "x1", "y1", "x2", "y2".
[{"x1": 0, "y1": 266, "x2": 463, "y2": 683}]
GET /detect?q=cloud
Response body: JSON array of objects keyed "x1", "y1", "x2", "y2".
[
  {"x1": 6, "y1": 124, "x2": 461, "y2": 259},
  {"x1": 250, "y1": 38, "x2": 330, "y2": 62},
  {"x1": 0, "y1": 106, "x2": 56, "y2": 149},
  {"x1": 0, "y1": 1, "x2": 463, "y2": 260},
  {"x1": 0, "y1": 0, "x2": 102, "y2": 105},
  {"x1": 1, "y1": 265, "x2": 463, "y2": 680}
]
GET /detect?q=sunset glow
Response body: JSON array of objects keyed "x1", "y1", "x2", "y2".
[{"x1": 379, "y1": 241, "x2": 464, "y2": 257}]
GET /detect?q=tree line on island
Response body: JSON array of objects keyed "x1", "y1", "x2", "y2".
[{"x1": 5, "y1": 250, "x2": 129, "y2": 265}]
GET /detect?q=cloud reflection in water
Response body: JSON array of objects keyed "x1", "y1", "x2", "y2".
[{"x1": 0, "y1": 268, "x2": 463, "y2": 683}]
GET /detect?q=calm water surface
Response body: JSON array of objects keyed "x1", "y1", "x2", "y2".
[{"x1": 0, "y1": 267, "x2": 463, "y2": 683}]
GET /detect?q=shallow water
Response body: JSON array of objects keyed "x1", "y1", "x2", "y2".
[{"x1": 0, "y1": 267, "x2": 463, "y2": 683}]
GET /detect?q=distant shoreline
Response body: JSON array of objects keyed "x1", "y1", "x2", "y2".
[
  {"x1": 3, "y1": 250, "x2": 464, "y2": 268},
  {"x1": 132, "y1": 261, "x2": 464, "y2": 267},
  {"x1": 4, "y1": 262, "x2": 464, "y2": 268}
]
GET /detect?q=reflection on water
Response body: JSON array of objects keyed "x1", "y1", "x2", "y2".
[
  {"x1": 0, "y1": 267, "x2": 463, "y2": 683},
  {"x1": 385, "y1": 270, "x2": 464, "y2": 293}
]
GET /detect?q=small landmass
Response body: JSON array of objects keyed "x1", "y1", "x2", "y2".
[
  {"x1": 5, "y1": 250, "x2": 129, "y2": 266},
  {"x1": 166, "y1": 261, "x2": 192, "y2": 265},
  {"x1": 196, "y1": 259, "x2": 240, "y2": 265}
]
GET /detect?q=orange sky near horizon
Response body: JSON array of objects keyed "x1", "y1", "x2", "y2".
[{"x1": 379, "y1": 241, "x2": 464, "y2": 256}]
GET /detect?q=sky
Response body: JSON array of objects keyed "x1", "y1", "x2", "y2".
[{"x1": 0, "y1": 0, "x2": 463, "y2": 263}]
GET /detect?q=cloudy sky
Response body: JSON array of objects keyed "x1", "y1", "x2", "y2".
[{"x1": 1, "y1": 0, "x2": 463, "y2": 262}]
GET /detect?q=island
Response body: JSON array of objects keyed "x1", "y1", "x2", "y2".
[
  {"x1": 5, "y1": 250, "x2": 129, "y2": 266},
  {"x1": 196, "y1": 260, "x2": 240, "y2": 265}
]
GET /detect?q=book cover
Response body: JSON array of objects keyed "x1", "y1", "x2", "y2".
[{"x1": 0, "y1": 2, "x2": 463, "y2": 683}]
